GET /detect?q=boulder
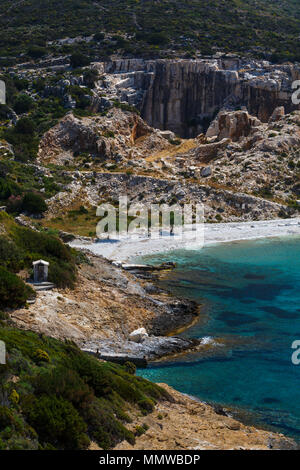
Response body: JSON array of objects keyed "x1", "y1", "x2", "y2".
[
  {"x1": 201, "y1": 166, "x2": 212, "y2": 177},
  {"x1": 158, "y1": 130, "x2": 176, "y2": 141},
  {"x1": 128, "y1": 327, "x2": 148, "y2": 343},
  {"x1": 269, "y1": 106, "x2": 285, "y2": 123},
  {"x1": 206, "y1": 110, "x2": 261, "y2": 142},
  {"x1": 194, "y1": 138, "x2": 230, "y2": 161}
]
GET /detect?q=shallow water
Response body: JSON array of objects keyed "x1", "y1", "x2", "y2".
[{"x1": 137, "y1": 236, "x2": 300, "y2": 438}]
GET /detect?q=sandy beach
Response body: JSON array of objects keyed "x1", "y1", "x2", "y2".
[{"x1": 70, "y1": 217, "x2": 300, "y2": 262}]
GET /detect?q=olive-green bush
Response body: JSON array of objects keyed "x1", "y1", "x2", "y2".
[
  {"x1": 22, "y1": 192, "x2": 48, "y2": 215},
  {"x1": 0, "y1": 267, "x2": 34, "y2": 309},
  {"x1": 0, "y1": 326, "x2": 169, "y2": 450}
]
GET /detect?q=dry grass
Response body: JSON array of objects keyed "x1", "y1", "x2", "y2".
[
  {"x1": 146, "y1": 139, "x2": 197, "y2": 163},
  {"x1": 42, "y1": 207, "x2": 99, "y2": 237}
]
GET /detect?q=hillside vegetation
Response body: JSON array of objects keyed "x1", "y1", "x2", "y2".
[
  {"x1": 0, "y1": 324, "x2": 170, "y2": 449},
  {"x1": 0, "y1": 212, "x2": 83, "y2": 310},
  {"x1": 0, "y1": 0, "x2": 300, "y2": 63}
]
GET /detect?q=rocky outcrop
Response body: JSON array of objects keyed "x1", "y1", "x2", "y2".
[
  {"x1": 38, "y1": 106, "x2": 300, "y2": 222},
  {"x1": 269, "y1": 106, "x2": 285, "y2": 123},
  {"x1": 114, "y1": 383, "x2": 298, "y2": 450},
  {"x1": 46, "y1": 170, "x2": 288, "y2": 223},
  {"x1": 92, "y1": 58, "x2": 300, "y2": 137},
  {"x1": 194, "y1": 137, "x2": 231, "y2": 161},
  {"x1": 206, "y1": 110, "x2": 261, "y2": 142},
  {"x1": 38, "y1": 108, "x2": 168, "y2": 165},
  {"x1": 10, "y1": 253, "x2": 199, "y2": 360}
]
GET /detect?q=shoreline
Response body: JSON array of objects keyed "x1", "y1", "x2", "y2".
[
  {"x1": 113, "y1": 383, "x2": 298, "y2": 450},
  {"x1": 68, "y1": 219, "x2": 300, "y2": 447},
  {"x1": 69, "y1": 217, "x2": 300, "y2": 263},
  {"x1": 65, "y1": 217, "x2": 300, "y2": 361}
]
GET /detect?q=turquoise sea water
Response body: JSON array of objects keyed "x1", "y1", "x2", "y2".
[{"x1": 137, "y1": 236, "x2": 300, "y2": 438}]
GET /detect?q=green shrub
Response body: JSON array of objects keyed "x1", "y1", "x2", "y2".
[
  {"x1": 13, "y1": 226, "x2": 72, "y2": 262},
  {"x1": 138, "y1": 398, "x2": 155, "y2": 414},
  {"x1": 70, "y1": 53, "x2": 90, "y2": 68},
  {"x1": 22, "y1": 192, "x2": 47, "y2": 215},
  {"x1": 102, "y1": 130, "x2": 115, "y2": 138},
  {"x1": 0, "y1": 311, "x2": 9, "y2": 321},
  {"x1": 0, "y1": 104, "x2": 10, "y2": 119},
  {"x1": 32, "y1": 367, "x2": 93, "y2": 406},
  {"x1": 9, "y1": 389, "x2": 20, "y2": 405},
  {"x1": 15, "y1": 118, "x2": 35, "y2": 135},
  {"x1": 135, "y1": 425, "x2": 146, "y2": 436},
  {"x1": 0, "y1": 179, "x2": 13, "y2": 200},
  {"x1": 3, "y1": 126, "x2": 39, "y2": 162},
  {"x1": 79, "y1": 205, "x2": 88, "y2": 214},
  {"x1": 0, "y1": 236, "x2": 24, "y2": 272},
  {"x1": 83, "y1": 69, "x2": 99, "y2": 88},
  {"x1": 22, "y1": 394, "x2": 89, "y2": 450},
  {"x1": 33, "y1": 349, "x2": 50, "y2": 363},
  {"x1": 123, "y1": 361, "x2": 136, "y2": 375},
  {"x1": 93, "y1": 32, "x2": 105, "y2": 41},
  {"x1": 0, "y1": 267, "x2": 34, "y2": 309},
  {"x1": 27, "y1": 45, "x2": 47, "y2": 59},
  {"x1": 13, "y1": 95, "x2": 34, "y2": 114},
  {"x1": 0, "y1": 406, "x2": 14, "y2": 428},
  {"x1": 82, "y1": 399, "x2": 135, "y2": 449},
  {"x1": 13, "y1": 77, "x2": 29, "y2": 91}
]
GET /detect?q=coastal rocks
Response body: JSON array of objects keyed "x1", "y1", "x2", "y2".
[
  {"x1": 123, "y1": 262, "x2": 176, "y2": 272},
  {"x1": 84, "y1": 335, "x2": 200, "y2": 361},
  {"x1": 148, "y1": 298, "x2": 199, "y2": 337},
  {"x1": 115, "y1": 383, "x2": 298, "y2": 451},
  {"x1": 10, "y1": 253, "x2": 200, "y2": 359}
]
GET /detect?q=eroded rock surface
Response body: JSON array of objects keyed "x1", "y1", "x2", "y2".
[
  {"x1": 37, "y1": 104, "x2": 300, "y2": 223},
  {"x1": 92, "y1": 58, "x2": 300, "y2": 137},
  {"x1": 114, "y1": 383, "x2": 298, "y2": 450},
  {"x1": 10, "y1": 254, "x2": 199, "y2": 359}
]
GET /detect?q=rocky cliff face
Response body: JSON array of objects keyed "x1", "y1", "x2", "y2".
[
  {"x1": 37, "y1": 105, "x2": 300, "y2": 222},
  {"x1": 93, "y1": 58, "x2": 300, "y2": 137}
]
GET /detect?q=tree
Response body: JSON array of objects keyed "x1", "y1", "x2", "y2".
[
  {"x1": 27, "y1": 45, "x2": 47, "y2": 59},
  {"x1": 83, "y1": 69, "x2": 99, "y2": 88},
  {"x1": 13, "y1": 94, "x2": 34, "y2": 114},
  {"x1": 144, "y1": 32, "x2": 169, "y2": 46},
  {"x1": 70, "y1": 53, "x2": 90, "y2": 68},
  {"x1": 15, "y1": 117, "x2": 35, "y2": 135},
  {"x1": 93, "y1": 32, "x2": 105, "y2": 41}
]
